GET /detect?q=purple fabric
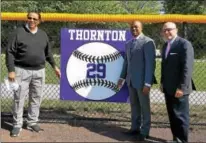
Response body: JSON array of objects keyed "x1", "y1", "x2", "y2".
[{"x1": 60, "y1": 28, "x2": 132, "y2": 103}]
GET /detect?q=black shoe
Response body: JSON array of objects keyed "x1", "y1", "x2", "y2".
[
  {"x1": 137, "y1": 134, "x2": 149, "y2": 141},
  {"x1": 166, "y1": 140, "x2": 178, "y2": 143},
  {"x1": 27, "y1": 124, "x2": 44, "y2": 132},
  {"x1": 167, "y1": 136, "x2": 182, "y2": 143},
  {"x1": 123, "y1": 129, "x2": 140, "y2": 135},
  {"x1": 174, "y1": 137, "x2": 183, "y2": 143},
  {"x1": 10, "y1": 127, "x2": 22, "y2": 137}
]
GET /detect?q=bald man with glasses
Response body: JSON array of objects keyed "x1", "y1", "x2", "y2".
[{"x1": 160, "y1": 22, "x2": 195, "y2": 143}]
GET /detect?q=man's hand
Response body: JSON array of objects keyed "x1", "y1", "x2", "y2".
[
  {"x1": 54, "y1": 66, "x2": 61, "y2": 79},
  {"x1": 8, "y1": 72, "x2": 16, "y2": 82},
  {"x1": 117, "y1": 78, "x2": 125, "y2": 89},
  {"x1": 143, "y1": 86, "x2": 150, "y2": 95},
  {"x1": 175, "y1": 89, "x2": 183, "y2": 98}
]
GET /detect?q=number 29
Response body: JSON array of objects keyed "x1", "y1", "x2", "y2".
[{"x1": 86, "y1": 63, "x2": 106, "y2": 78}]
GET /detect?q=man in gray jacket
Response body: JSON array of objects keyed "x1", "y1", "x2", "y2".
[
  {"x1": 118, "y1": 20, "x2": 156, "y2": 141},
  {"x1": 6, "y1": 11, "x2": 61, "y2": 137}
]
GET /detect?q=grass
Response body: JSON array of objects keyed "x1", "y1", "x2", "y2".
[
  {"x1": 153, "y1": 59, "x2": 206, "y2": 91},
  {"x1": 1, "y1": 98, "x2": 206, "y2": 125},
  {"x1": 1, "y1": 54, "x2": 206, "y2": 90}
]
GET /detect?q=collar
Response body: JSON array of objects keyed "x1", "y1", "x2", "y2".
[
  {"x1": 133, "y1": 33, "x2": 143, "y2": 40},
  {"x1": 168, "y1": 35, "x2": 177, "y2": 44},
  {"x1": 25, "y1": 24, "x2": 38, "y2": 34}
]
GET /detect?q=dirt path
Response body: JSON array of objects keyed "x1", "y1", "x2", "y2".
[{"x1": 1, "y1": 120, "x2": 206, "y2": 142}]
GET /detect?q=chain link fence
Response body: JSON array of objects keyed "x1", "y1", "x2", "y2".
[{"x1": 1, "y1": 20, "x2": 206, "y2": 127}]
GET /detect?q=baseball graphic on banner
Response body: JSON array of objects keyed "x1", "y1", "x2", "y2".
[{"x1": 66, "y1": 42, "x2": 124, "y2": 100}]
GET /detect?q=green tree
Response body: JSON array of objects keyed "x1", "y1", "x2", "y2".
[
  {"x1": 1, "y1": 0, "x2": 162, "y2": 54},
  {"x1": 163, "y1": 0, "x2": 206, "y2": 59},
  {"x1": 163, "y1": 0, "x2": 205, "y2": 14}
]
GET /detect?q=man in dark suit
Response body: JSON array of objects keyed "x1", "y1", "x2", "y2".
[
  {"x1": 160, "y1": 22, "x2": 194, "y2": 143},
  {"x1": 118, "y1": 20, "x2": 156, "y2": 141}
]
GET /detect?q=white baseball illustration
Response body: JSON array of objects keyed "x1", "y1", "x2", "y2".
[{"x1": 66, "y1": 42, "x2": 124, "y2": 100}]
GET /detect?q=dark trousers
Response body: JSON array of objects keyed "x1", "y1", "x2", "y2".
[{"x1": 164, "y1": 93, "x2": 189, "y2": 143}]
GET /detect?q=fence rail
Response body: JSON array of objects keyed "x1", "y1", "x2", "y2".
[{"x1": 2, "y1": 12, "x2": 206, "y2": 23}]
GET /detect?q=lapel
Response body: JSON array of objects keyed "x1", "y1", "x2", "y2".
[
  {"x1": 169, "y1": 36, "x2": 180, "y2": 53},
  {"x1": 129, "y1": 34, "x2": 145, "y2": 60},
  {"x1": 131, "y1": 33, "x2": 145, "y2": 47},
  {"x1": 163, "y1": 36, "x2": 180, "y2": 62},
  {"x1": 162, "y1": 43, "x2": 167, "y2": 60},
  {"x1": 136, "y1": 34, "x2": 145, "y2": 48}
]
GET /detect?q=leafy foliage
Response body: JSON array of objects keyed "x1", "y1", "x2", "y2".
[
  {"x1": 1, "y1": 0, "x2": 205, "y2": 58},
  {"x1": 163, "y1": 0, "x2": 206, "y2": 58},
  {"x1": 1, "y1": 0, "x2": 161, "y2": 53}
]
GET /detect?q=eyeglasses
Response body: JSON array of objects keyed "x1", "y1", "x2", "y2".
[
  {"x1": 27, "y1": 17, "x2": 39, "y2": 21},
  {"x1": 162, "y1": 28, "x2": 176, "y2": 32}
]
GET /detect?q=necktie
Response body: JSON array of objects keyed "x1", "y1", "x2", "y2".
[
  {"x1": 165, "y1": 42, "x2": 171, "y2": 58},
  {"x1": 130, "y1": 39, "x2": 137, "y2": 60},
  {"x1": 132, "y1": 39, "x2": 137, "y2": 48}
]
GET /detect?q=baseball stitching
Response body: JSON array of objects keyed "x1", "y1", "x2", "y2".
[
  {"x1": 71, "y1": 79, "x2": 120, "y2": 93},
  {"x1": 72, "y1": 50, "x2": 122, "y2": 63}
]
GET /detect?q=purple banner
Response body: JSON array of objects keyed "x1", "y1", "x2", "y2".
[{"x1": 60, "y1": 28, "x2": 132, "y2": 102}]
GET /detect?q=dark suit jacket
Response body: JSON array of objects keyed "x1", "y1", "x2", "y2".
[{"x1": 161, "y1": 36, "x2": 195, "y2": 95}]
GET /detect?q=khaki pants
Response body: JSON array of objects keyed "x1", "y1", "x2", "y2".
[{"x1": 13, "y1": 67, "x2": 45, "y2": 128}]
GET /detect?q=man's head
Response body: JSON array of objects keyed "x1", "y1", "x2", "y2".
[
  {"x1": 27, "y1": 12, "x2": 41, "y2": 30},
  {"x1": 130, "y1": 20, "x2": 143, "y2": 37},
  {"x1": 162, "y1": 22, "x2": 178, "y2": 41}
]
